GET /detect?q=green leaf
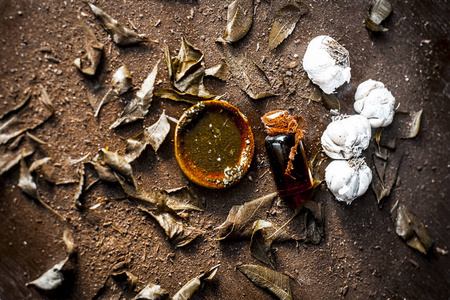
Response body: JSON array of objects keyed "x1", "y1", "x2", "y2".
[
  {"x1": 87, "y1": 3, "x2": 155, "y2": 46},
  {"x1": 391, "y1": 202, "x2": 433, "y2": 254},
  {"x1": 73, "y1": 17, "x2": 103, "y2": 76},
  {"x1": 268, "y1": 1, "x2": 308, "y2": 51},
  {"x1": 172, "y1": 264, "x2": 220, "y2": 300},
  {"x1": 224, "y1": 0, "x2": 254, "y2": 43},
  {"x1": 110, "y1": 61, "x2": 159, "y2": 129},
  {"x1": 237, "y1": 264, "x2": 292, "y2": 300},
  {"x1": 216, "y1": 192, "x2": 277, "y2": 240}
]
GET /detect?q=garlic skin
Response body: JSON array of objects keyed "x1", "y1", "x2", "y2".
[
  {"x1": 302, "y1": 35, "x2": 351, "y2": 94},
  {"x1": 354, "y1": 79, "x2": 395, "y2": 128},
  {"x1": 321, "y1": 115, "x2": 371, "y2": 159},
  {"x1": 325, "y1": 158, "x2": 372, "y2": 204}
]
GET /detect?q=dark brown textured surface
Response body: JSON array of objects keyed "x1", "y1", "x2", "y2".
[{"x1": 0, "y1": 0, "x2": 449, "y2": 299}]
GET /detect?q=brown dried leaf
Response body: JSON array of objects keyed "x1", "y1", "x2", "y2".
[
  {"x1": 371, "y1": 151, "x2": 402, "y2": 205},
  {"x1": 365, "y1": 0, "x2": 392, "y2": 32},
  {"x1": 391, "y1": 202, "x2": 433, "y2": 254},
  {"x1": 88, "y1": 3, "x2": 154, "y2": 46},
  {"x1": 154, "y1": 88, "x2": 215, "y2": 104},
  {"x1": 205, "y1": 63, "x2": 229, "y2": 81},
  {"x1": 135, "y1": 283, "x2": 170, "y2": 300},
  {"x1": 141, "y1": 208, "x2": 202, "y2": 248},
  {"x1": 100, "y1": 149, "x2": 135, "y2": 186},
  {"x1": 216, "y1": 41, "x2": 275, "y2": 99},
  {"x1": 321, "y1": 92, "x2": 341, "y2": 111},
  {"x1": 73, "y1": 17, "x2": 103, "y2": 76},
  {"x1": 0, "y1": 91, "x2": 31, "y2": 120},
  {"x1": 111, "y1": 270, "x2": 138, "y2": 291},
  {"x1": 110, "y1": 61, "x2": 159, "y2": 129},
  {"x1": 172, "y1": 264, "x2": 220, "y2": 300},
  {"x1": 268, "y1": 1, "x2": 308, "y2": 51},
  {"x1": 158, "y1": 186, "x2": 203, "y2": 212},
  {"x1": 225, "y1": 0, "x2": 254, "y2": 43},
  {"x1": 216, "y1": 192, "x2": 277, "y2": 240},
  {"x1": 0, "y1": 142, "x2": 34, "y2": 176},
  {"x1": 237, "y1": 264, "x2": 292, "y2": 300},
  {"x1": 145, "y1": 110, "x2": 170, "y2": 152}
]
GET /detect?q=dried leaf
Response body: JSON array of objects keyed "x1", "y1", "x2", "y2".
[
  {"x1": 74, "y1": 163, "x2": 85, "y2": 209},
  {"x1": 172, "y1": 264, "x2": 220, "y2": 300},
  {"x1": 371, "y1": 151, "x2": 402, "y2": 205},
  {"x1": 125, "y1": 139, "x2": 147, "y2": 163},
  {"x1": 135, "y1": 283, "x2": 170, "y2": 300},
  {"x1": 158, "y1": 186, "x2": 203, "y2": 212},
  {"x1": 91, "y1": 161, "x2": 117, "y2": 182},
  {"x1": 88, "y1": 3, "x2": 154, "y2": 46},
  {"x1": 0, "y1": 143, "x2": 34, "y2": 176},
  {"x1": 205, "y1": 63, "x2": 229, "y2": 81},
  {"x1": 141, "y1": 208, "x2": 202, "y2": 248},
  {"x1": 250, "y1": 220, "x2": 295, "y2": 268},
  {"x1": 321, "y1": 92, "x2": 341, "y2": 111},
  {"x1": 73, "y1": 17, "x2": 103, "y2": 76},
  {"x1": 154, "y1": 88, "x2": 214, "y2": 104},
  {"x1": 225, "y1": 0, "x2": 254, "y2": 43},
  {"x1": 216, "y1": 192, "x2": 277, "y2": 240},
  {"x1": 303, "y1": 201, "x2": 324, "y2": 244},
  {"x1": 164, "y1": 38, "x2": 216, "y2": 99},
  {"x1": 0, "y1": 87, "x2": 54, "y2": 145},
  {"x1": 18, "y1": 154, "x2": 39, "y2": 199},
  {"x1": 100, "y1": 149, "x2": 135, "y2": 186},
  {"x1": 112, "y1": 65, "x2": 133, "y2": 95},
  {"x1": 145, "y1": 110, "x2": 170, "y2": 152},
  {"x1": 237, "y1": 264, "x2": 292, "y2": 300},
  {"x1": 268, "y1": 1, "x2": 308, "y2": 51},
  {"x1": 26, "y1": 132, "x2": 48, "y2": 145},
  {"x1": 111, "y1": 270, "x2": 138, "y2": 291},
  {"x1": 0, "y1": 91, "x2": 31, "y2": 120},
  {"x1": 110, "y1": 61, "x2": 159, "y2": 129},
  {"x1": 391, "y1": 202, "x2": 433, "y2": 254},
  {"x1": 365, "y1": 0, "x2": 392, "y2": 32},
  {"x1": 216, "y1": 41, "x2": 275, "y2": 100}
]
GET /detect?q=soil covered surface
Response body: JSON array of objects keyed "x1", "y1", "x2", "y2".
[{"x1": 0, "y1": 0, "x2": 449, "y2": 299}]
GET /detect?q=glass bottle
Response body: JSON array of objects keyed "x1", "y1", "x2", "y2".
[{"x1": 265, "y1": 134, "x2": 314, "y2": 207}]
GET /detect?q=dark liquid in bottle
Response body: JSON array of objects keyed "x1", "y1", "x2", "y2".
[{"x1": 265, "y1": 134, "x2": 314, "y2": 206}]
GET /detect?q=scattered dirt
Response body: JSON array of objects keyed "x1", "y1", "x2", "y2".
[{"x1": 0, "y1": 0, "x2": 449, "y2": 299}]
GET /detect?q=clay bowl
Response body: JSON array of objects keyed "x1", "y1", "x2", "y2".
[{"x1": 174, "y1": 100, "x2": 254, "y2": 189}]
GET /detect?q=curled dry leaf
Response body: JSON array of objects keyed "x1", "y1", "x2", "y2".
[
  {"x1": 110, "y1": 61, "x2": 159, "y2": 129},
  {"x1": 216, "y1": 41, "x2": 275, "y2": 99},
  {"x1": 145, "y1": 110, "x2": 171, "y2": 152},
  {"x1": 159, "y1": 186, "x2": 203, "y2": 212},
  {"x1": 225, "y1": 0, "x2": 254, "y2": 43},
  {"x1": 135, "y1": 283, "x2": 170, "y2": 300},
  {"x1": 205, "y1": 63, "x2": 229, "y2": 81},
  {"x1": 125, "y1": 139, "x2": 147, "y2": 163},
  {"x1": 303, "y1": 201, "x2": 324, "y2": 244},
  {"x1": 172, "y1": 264, "x2": 220, "y2": 300},
  {"x1": 154, "y1": 88, "x2": 214, "y2": 105},
  {"x1": 88, "y1": 3, "x2": 154, "y2": 46},
  {"x1": 391, "y1": 202, "x2": 433, "y2": 254},
  {"x1": 371, "y1": 149, "x2": 403, "y2": 205},
  {"x1": 73, "y1": 17, "x2": 103, "y2": 76},
  {"x1": 26, "y1": 230, "x2": 75, "y2": 291},
  {"x1": 91, "y1": 161, "x2": 118, "y2": 182},
  {"x1": 365, "y1": 0, "x2": 392, "y2": 32},
  {"x1": 111, "y1": 270, "x2": 138, "y2": 291},
  {"x1": 100, "y1": 148, "x2": 135, "y2": 186},
  {"x1": 268, "y1": 1, "x2": 308, "y2": 51},
  {"x1": 238, "y1": 264, "x2": 292, "y2": 300},
  {"x1": 0, "y1": 86, "x2": 54, "y2": 145},
  {"x1": 250, "y1": 220, "x2": 295, "y2": 268},
  {"x1": 216, "y1": 192, "x2": 277, "y2": 240},
  {"x1": 141, "y1": 208, "x2": 202, "y2": 248}
]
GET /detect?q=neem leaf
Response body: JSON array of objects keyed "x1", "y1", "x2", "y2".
[
  {"x1": 365, "y1": 0, "x2": 392, "y2": 32},
  {"x1": 100, "y1": 148, "x2": 135, "y2": 186},
  {"x1": 125, "y1": 139, "x2": 147, "y2": 163},
  {"x1": 250, "y1": 220, "x2": 295, "y2": 268},
  {"x1": 205, "y1": 63, "x2": 229, "y2": 81},
  {"x1": 141, "y1": 208, "x2": 203, "y2": 248},
  {"x1": 110, "y1": 61, "x2": 159, "y2": 129},
  {"x1": 0, "y1": 87, "x2": 53, "y2": 145},
  {"x1": 371, "y1": 151, "x2": 402, "y2": 205},
  {"x1": 164, "y1": 38, "x2": 216, "y2": 99},
  {"x1": 237, "y1": 264, "x2": 292, "y2": 300},
  {"x1": 172, "y1": 264, "x2": 220, "y2": 300},
  {"x1": 391, "y1": 202, "x2": 433, "y2": 254},
  {"x1": 112, "y1": 65, "x2": 133, "y2": 95},
  {"x1": 159, "y1": 186, "x2": 203, "y2": 212},
  {"x1": 225, "y1": 0, "x2": 254, "y2": 43},
  {"x1": 74, "y1": 17, "x2": 103, "y2": 76},
  {"x1": 216, "y1": 41, "x2": 275, "y2": 100},
  {"x1": 88, "y1": 3, "x2": 154, "y2": 46},
  {"x1": 135, "y1": 283, "x2": 170, "y2": 300},
  {"x1": 91, "y1": 161, "x2": 118, "y2": 182},
  {"x1": 268, "y1": 1, "x2": 308, "y2": 51},
  {"x1": 216, "y1": 192, "x2": 277, "y2": 240},
  {"x1": 145, "y1": 110, "x2": 170, "y2": 152}
]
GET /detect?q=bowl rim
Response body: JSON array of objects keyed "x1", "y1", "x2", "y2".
[{"x1": 174, "y1": 100, "x2": 254, "y2": 189}]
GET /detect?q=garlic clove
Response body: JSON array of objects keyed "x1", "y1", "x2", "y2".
[
  {"x1": 321, "y1": 115, "x2": 371, "y2": 159},
  {"x1": 325, "y1": 158, "x2": 372, "y2": 204},
  {"x1": 354, "y1": 79, "x2": 395, "y2": 128},
  {"x1": 302, "y1": 35, "x2": 351, "y2": 94}
]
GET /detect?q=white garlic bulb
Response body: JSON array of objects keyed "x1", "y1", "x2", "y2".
[
  {"x1": 302, "y1": 35, "x2": 351, "y2": 94},
  {"x1": 354, "y1": 79, "x2": 396, "y2": 128},
  {"x1": 325, "y1": 158, "x2": 372, "y2": 204},
  {"x1": 321, "y1": 115, "x2": 371, "y2": 159}
]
